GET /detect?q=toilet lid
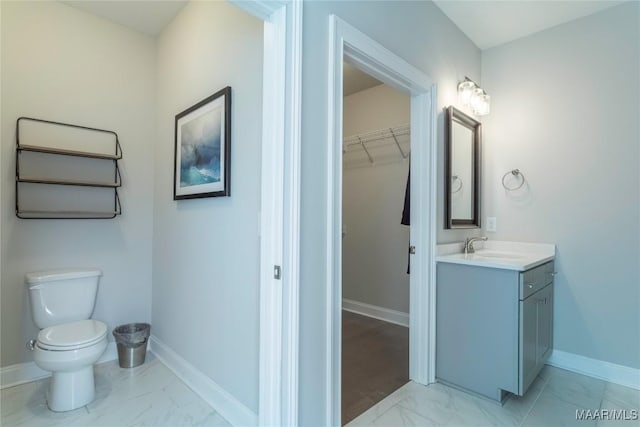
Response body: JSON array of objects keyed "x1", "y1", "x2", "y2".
[{"x1": 37, "y1": 320, "x2": 107, "y2": 349}]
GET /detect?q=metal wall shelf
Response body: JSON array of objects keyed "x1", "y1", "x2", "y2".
[
  {"x1": 17, "y1": 209, "x2": 121, "y2": 220},
  {"x1": 15, "y1": 117, "x2": 123, "y2": 219},
  {"x1": 18, "y1": 144, "x2": 122, "y2": 160},
  {"x1": 17, "y1": 176, "x2": 121, "y2": 188}
]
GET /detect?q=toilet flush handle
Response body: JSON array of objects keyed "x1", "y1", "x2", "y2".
[{"x1": 26, "y1": 339, "x2": 36, "y2": 351}]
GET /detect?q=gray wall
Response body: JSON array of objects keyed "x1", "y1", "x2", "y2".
[
  {"x1": 0, "y1": 1, "x2": 155, "y2": 367},
  {"x1": 481, "y1": 1, "x2": 639, "y2": 369},
  {"x1": 300, "y1": 1, "x2": 481, "y2": 424},
  {"x1": 152, "y1": 1, "x2": 262, "y2": 412},
  {"x1": 342, "y1": 84, "x2": 410, "y2": 314}
]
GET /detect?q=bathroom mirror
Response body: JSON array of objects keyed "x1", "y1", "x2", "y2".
[{"x1": 444, "y1": 106, "x2": 481, "y2": 229}]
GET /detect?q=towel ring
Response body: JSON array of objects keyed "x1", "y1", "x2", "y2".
[
  {"x1": 451, "y1": 175, "x2": 463, "y2": 193},
  {"x1": 502, "y1": 169, "x2": 525, "y2": 191}
]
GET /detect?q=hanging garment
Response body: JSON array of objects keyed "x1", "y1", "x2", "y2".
[
  {"x1": 401, "y1": 168, "x2": 410, "y2": 226},
  {"x1": 401, "y1": 169, "x2": 410, "y2": 273}
]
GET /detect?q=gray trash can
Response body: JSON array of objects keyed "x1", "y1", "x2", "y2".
[{"x1": 113, "y1": 323, "x2": 151, "y2": 368}]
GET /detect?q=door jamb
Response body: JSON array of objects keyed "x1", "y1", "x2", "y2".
[
  {"x1": 229, "y1": 1, "x2": 302, "y2": 425},
  {"x1": 326, "y1": 15, "x2": 438, "y2": 425}
]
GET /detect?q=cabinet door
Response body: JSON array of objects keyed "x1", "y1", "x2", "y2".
[
  {"x1": 519, "y1": 283, "x2": 554, "y2": 395},
  {"x1": 519, "y1": 295, "x2": 538, "y2": 395},
  {"x1": 536, "y1": 284, "x2": 553, "y2": 364}
]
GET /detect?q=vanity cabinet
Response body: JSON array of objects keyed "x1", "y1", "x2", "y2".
[
  {"x1": 519, "y1": 269, "x2": 554, "y2": 395},
  {"x1": 436, "y1": 260, "x2": 554, "y2": 403}
]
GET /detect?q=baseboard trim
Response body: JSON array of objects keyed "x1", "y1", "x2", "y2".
[
  {"x1": 547, "y1": 349, "x2": 640, "y2": 390},
  {"x1": 1, "y1": 341, "x2": 118, "y2": 389},
  {"x1": 342, "y1": 298, "x2": 409, "y2": 328},
  {"x1": 149, "y1": 335, "x2": 257, "y2": 427},
  {"x1": 0, "y1": 361, "x2": 49, "y2": 389}
]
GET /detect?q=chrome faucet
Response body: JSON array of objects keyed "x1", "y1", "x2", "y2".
[{"x1": 464, "y1": 236, "x2": 488, "y2": 255}]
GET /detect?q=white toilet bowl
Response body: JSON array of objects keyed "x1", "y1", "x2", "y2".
[{"x1": 32, "y1": 319, "x2": 108, "y2": 412}]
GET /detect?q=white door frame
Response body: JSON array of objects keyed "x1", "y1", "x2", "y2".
[
  {"x1": 326, "y1": 16, "x2": 438, "y2": 424},
  {"x1": 229, "y1": 1, "x2": 302, "y2": 426}
]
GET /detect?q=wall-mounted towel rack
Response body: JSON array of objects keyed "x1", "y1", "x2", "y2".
[
  {"x1": 15, "y1": 117, "x2": 123, "y2": 219},
  {"x1": 343, "y1": 123, "x2": 410, "y2": 168},
  {"x1": 502, "y1": 169, "x2": 526, "y2": 191}
]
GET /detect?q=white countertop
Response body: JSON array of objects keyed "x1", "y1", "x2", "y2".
[{"x1": 435, "y1": 240, "x2": 556, "y2": 271}]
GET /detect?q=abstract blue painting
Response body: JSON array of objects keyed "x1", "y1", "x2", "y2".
[
  {"x1": 180, "y1": 107, "x2": 222, "y2": 187},
  {"x1": 174, "y1": 87, "x2": 231, "y2": 199}
]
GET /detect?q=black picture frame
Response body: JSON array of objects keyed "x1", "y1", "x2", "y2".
[
  {"x1": 444, "y1": 105, "x2": 481, "y2": 229},
  {"x1": 173, "y1": 86, "x2": 231, "y2": 200}
]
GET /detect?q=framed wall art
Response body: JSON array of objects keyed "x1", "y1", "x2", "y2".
[{"x1": 174, "y1": 86, "x2": 231, "y2": 200}]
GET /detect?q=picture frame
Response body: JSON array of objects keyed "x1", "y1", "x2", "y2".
[{"x1": 174, "y1": 86, "x2": 231, "y2": 200}]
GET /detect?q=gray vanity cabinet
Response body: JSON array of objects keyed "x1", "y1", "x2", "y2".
[
  {"x1": 436, "y1": 261, "x2": 554, "y2": 403},
  {"x1": 519, "y1": 274, "x2": 554, "y2": 395}
]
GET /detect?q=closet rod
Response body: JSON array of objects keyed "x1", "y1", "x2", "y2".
[
  {"x1": 358, "y1": 136, "x2": 374, "y2": 163},
  {"x1": 343, "y1": 123, "x2": 410, "y2": 146},
  {"x1": 343, "y1": 123, "x2": 410, "y2": 164},
  {"x1": 389, "y1": 128, "x2": 408, "y2": 159}
]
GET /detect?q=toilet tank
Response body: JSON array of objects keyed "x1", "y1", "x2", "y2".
[{"x1": 26, "y1": 269, "x2": 102, "y2": 329}]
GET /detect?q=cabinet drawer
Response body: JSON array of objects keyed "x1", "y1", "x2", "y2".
[{"x1": 520, "y1": 261, "x2": 555, "y2": 299}]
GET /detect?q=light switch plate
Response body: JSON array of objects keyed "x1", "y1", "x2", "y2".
[{"x1": 486, "y1": 217, "x2": 497, "y2": 232}]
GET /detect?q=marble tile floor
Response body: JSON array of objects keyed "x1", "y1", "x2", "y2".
[
  {"x1": 3, "y1": 353, "x2": 638, "y2": 427},
  {"x1": 346, "y1": 365, "x2": 640, "y2": 427},
  {"x1": 0, "y1": 354, "x2": 231, "y2": 427}
]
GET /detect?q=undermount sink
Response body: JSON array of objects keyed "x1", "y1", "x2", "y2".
[{"x1": 473, "y1": 251, "x2": 525, "y2": 260}]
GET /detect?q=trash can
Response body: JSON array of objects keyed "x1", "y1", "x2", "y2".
[{"x1": 113, "y1": 323, "x2": 151, "y2": 368}]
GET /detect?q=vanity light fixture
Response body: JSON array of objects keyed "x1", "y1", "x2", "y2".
[{"x1": 458, "y1": 77, "x2": 490, "y2": 116}]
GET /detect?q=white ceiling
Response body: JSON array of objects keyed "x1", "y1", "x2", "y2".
[
  {"x1": 62, "y1": 1, "x2": 188, "y2": 36},
  {"x1": 433, "y1": 0, "x2": 627, "y2": 50},
  {"x1": 343, "y1": 63, "x2": 383, "y2": 96},
  {"x1": 62, "y1": 1, "x2": 626, "y2": 47},
  {"x1": 60, "y1": 0, "x2": 627, "y2": 94}
]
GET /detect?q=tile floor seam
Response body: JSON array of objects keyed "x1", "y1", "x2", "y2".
[
  {"x1": 377, "y1": 399, "x2": 430, "y2": 425},
  {"x1": 545, "y1": 386, "x2": 601, "y2": 411},
  {"x1": 519, "y1": 376, "x2": 549, "y2": 427}
]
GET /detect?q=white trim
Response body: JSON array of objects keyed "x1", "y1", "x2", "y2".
[
  {"x1": 228, "y1": 0, "x2": 285, "y2": 22},
  {"x1": 258, "y1": 6, "x2": 285, "y2": 427},
  {"x1": 280, "y1": 2, "x2": 303, "y2": 426},
  {"x1": 1, "y1": 362, "x2": 49, "y2": 389},
  {"x1": 149, "y1": 336, "x2": 257, "y2": 427},
  {"x1": 228, "y1": 2, "x2": 302, "y2": 425},
  {"x1": 408, "y1": 89, "x2": 438, "y2": 387},
  {"x1": 342, "y1": 299, "x2": 409, "y2": 328},
  {"x1": 427, "y1": 88, "x2": 439, "y2": 384},
  {"x1": 547, "y1": 349, "x2": 640, "y2": 391},
  {"x1": 1, "y1": 341, "x2": 118, "y2": 389},
  {"x1": 327, "y1": 15, "x2": 438, "y2": 426},
  {"x1": 326, "y1": 15, "x2": 343, "y2": 425}
]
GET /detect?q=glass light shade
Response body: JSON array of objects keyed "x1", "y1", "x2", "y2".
[
  {"x1": 458, "y1": 80, "x2": 476, "y2": 106},
  {"x1": 470, "y1": 88, "x2": 490, "y2": 116},
  {"x1": 477, "y1": 93, "x2": 490, "y2": 115},
  {"x1": 474, "y1": 93, "x2": 491, "y2": 116}
]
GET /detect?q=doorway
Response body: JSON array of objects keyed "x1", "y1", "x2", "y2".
[
  {"x1": 341, "y1": 64, "x2": 412, "y2": 424},
  {"x1": 228, "y1": 1, "x2": 302, "y2": 425},
  {"x1": 327, "y1": 16, "x2": 438, "y2": 425}
]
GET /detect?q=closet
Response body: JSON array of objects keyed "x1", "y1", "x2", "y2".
[{"x1": 341, "y1": 79, "x2": 410, "y2": 424}]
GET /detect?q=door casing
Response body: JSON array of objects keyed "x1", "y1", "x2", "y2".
[{"x1": 326, "y1": 15, "x2": 438, "y2": 425}]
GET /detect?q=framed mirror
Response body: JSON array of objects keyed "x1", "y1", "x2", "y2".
[{"x1": 444, "y1": 106, "x2": 481, "y2": 229}]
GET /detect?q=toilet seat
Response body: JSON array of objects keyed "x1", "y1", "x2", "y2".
[{"x1": 37, "y1": 320, "x2": 107, "y2": 351}]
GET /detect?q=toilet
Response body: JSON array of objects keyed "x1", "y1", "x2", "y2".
[{"x1": 26, "y1": 269, "x2": 108, "y2": 412}]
